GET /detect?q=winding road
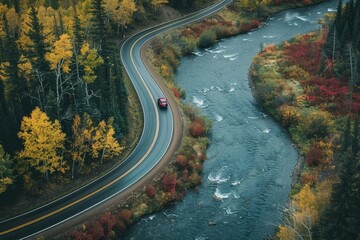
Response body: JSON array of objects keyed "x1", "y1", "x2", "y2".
[{"x1": 0, "y1": 1, "x2": 231, "y2": 239}]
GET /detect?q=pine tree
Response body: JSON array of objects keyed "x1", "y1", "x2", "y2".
[
  {"x1": 319, "y1": 153, "x2": 356, "y2": 239},
  {"x1": 112, "y1": 54, "x2": 128, "y2": 134},
  {"x1": 72, "y1": 3, "x2": 84, "y2": 52},
  {"x1": 89, "y1": 0, "x2": 108, "y2": 52},
  {"x1": 25, "y1": 6, "x2": 50, "y2": 72},
  {"x1": 2, "y1": 14, "x2": 32, "y2": 119}
]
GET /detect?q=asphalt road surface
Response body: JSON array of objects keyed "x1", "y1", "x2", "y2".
[{"x1": 0, "y1": 1, "x2": 231, "y2": 239}]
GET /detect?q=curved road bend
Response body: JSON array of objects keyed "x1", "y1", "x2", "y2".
[{"x1": 0, "y1": 0, "x2": 232, "y2": 239}]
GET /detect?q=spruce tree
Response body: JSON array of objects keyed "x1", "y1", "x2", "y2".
[
  {"x1": 25, "y1": 6, "x2": 50, "y2": 74},
  {"x1": 112, "y1": 54, "x2": 128, "y2": 134},
  {"x1": 89, "y1": 0, "x2": 109, "y2": 53},
  {"x1": 2, "y1": 14, "x2": 31, "y2": 119},
  {"x1": 319, "y1": 153, "x2": 356, "y2": 239},
  {"x1": 335, "y1": 0, "x2": 343, "y2": 40},
  {"x1": 72, "y1": 3, "x2": 84, "y2": 52},
  {"x1": 24, "y1": 6, "x2": 51, "y2": 111}
]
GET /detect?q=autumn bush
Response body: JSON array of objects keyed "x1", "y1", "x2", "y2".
[
  {"x1": 198, "y1": 29, "x2": 217, "y2": 48},
  {"x1": 146, "y1": 184, "x2": 157, "y2": 198},
  {"x1": 190, "y1": 117, "x2": 206, "y2": 137},
  {"x1": 306, "y1": 145, "x2": 324, "y2": 166},
  {"x1": 162, "y1": 172, "x2": 177, "y2": 194},
  {"x1": 175, "y1": 154, "x2": 188, "y2": 169}
]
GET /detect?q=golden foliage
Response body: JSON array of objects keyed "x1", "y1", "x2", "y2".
[
  {"x1": 119, "y1": 0, "x2": 137, "y2": 27},
  {"x1": 105, "y1": 0, "x2": 137, "y2": 28},
  {"x1": 91, "y1": 118, "x2": 124, "y2": 162},
  {"x1": 46, "y1": 34, "x2": 73, "y2": 73},
  {"x1": 278, "y1": 184, "x2": 318, "y2": 240},
  {"x1": 17, "y1": 55, "x2": 32, "y2": 80},
  {"x1": 71, "y1": 114, "x2": 94, "y2": 167},
  {"x1": 0, "y1": 177, "x2": 13, "y2": 193},
  {"x1": 160, "y1": 64, "x2": 171, "y2": 79},
  {"x1": 79, "y1": 42, "x2": 104, "y2": 84},
  {"x1": 18, "y1": 107, "x2": 67, "y2": 176},
  {"x1": 279, "y1": 105, "x2": 301, "y2": 127},
  {"x1": 277, "y1": 225, "x2": 296, "y2": 240}
]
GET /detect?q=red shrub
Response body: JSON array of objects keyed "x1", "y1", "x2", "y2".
[
  {"x1": 190, "y1": 117, "x2": 206, "y2": 137},
  {"x1": 303, "y1": 76, "x2": 350, "y2": 114},
  {"x1": 69, "y1": 230, "x2": 93, "y2": 240},
  {"x1": 146, "y1": 184, "x2": 157, "y2": 198},
  {"x1": 117, "y1": 209, "x2": 132, "y2": 225},
  {"x1": 283, "y1": 35, "x2": 324, "y2": 74},
  {"x1": 87, "y1": 221, "x2": 104, "y2": 240},
  {"x1": 306, "y1": 145, "x2": 323, "y2": 166},
  {"x1": 162, "y1": 173, "x2": 177, "y2": 194},
  {"x1": 173, "y1": 87, "x2": 181, "y2": 98},
  {"x1": 98, "y1": 212, "x2": 117, "y2": 238}
]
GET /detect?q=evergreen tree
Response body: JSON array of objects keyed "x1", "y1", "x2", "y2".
[
  {"x1": 25, "y1": 6, "x2": 50, "y2": 74},
  {"x1": 72, "y1": 3, "x2": 84, "y2": 52},
  {"x1": 335, "y1": 0, "x2": 343, "y2": 39},
  {"x1": 45, "y1": 0, "x2": 60, "y2": 10},
  {"x1": 347, "y1": 156, "x2": 360, "y2": 236},
  {"x1": 112, "y1": 54, "x2": 128, "y2": 134},
  {"x1": 319, "y1": 153, "x2": 357, "y2": 239},
  {"x1": 342, "y1": 116, "x2": 352, "y2": 152},
  {"x1": 351, "y1": 115, "x2": 360, "y2": 156},
  {"x1": 2, "y1": 14, "x2": 32, "y2": 119},
  {"x1": 24, "y1": 6, "x2": 51, "y2": 111},
  {"x1": 89, "y1": 0, "x2": 109, "y2": 53}
]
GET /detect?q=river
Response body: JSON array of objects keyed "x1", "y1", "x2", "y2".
[{"x1": 125, "y1": 1, "x2": 339, "y2": 239}]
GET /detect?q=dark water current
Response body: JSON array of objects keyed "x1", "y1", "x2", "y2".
[{"x1": 126, "y1": 1, "x2": 340, "y2": 239}]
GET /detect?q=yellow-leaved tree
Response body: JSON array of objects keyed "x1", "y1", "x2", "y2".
[
  {"x1": 118, "y1": 0, "x2": 137, "y2": 33},
  {"x1": 78, "y1": 42, "x2": 104, "y2": 106},
  {"x1": 70, "y1": 113, "x2": 95, "y2": 178},
  {"x1": 18, "y1": 107, "x2": 67, "y2": 181},
  {"x1": 46, "y1": 33, "x2": 73, "y2": 109},
  {"x1": 278, "y1": 184, "x2": 318, "y2": 240},
  {"x1": 0, "y1": 144, "x2": 14, "y2": 194},
  {"x1": 92, "y1": 118, "x2": 124, "y2": 163}
]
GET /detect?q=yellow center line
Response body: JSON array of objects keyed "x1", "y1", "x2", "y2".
[
  {"x1": 0, "y1": 1, "x2": 229, "y2": 235},
  {"x1": 0, "y1": 29, "x2": 163, "y2": 238}
]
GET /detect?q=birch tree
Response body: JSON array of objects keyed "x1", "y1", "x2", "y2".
[{"x1": 46, "y1": 33, "x2": 73, "y2": 110}]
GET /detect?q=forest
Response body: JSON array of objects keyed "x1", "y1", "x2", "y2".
[
  {"x1": 250, "y1": 0, "x2": 360, "y2": 238},
  {"x1": 0, "y1": 0, "x2": 209, "y2": 197},
  {"x1": 1, "y1": 0, "x2": 354, "y2": 239}
]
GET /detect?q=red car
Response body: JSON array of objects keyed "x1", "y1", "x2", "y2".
[{"x1": 157, "y1": 97, "x2": 168, "y2": 109}]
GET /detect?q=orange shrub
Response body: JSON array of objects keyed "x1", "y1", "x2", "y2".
[{"x1": 190, "y1": 117, "x2": 206, "y2": 137}]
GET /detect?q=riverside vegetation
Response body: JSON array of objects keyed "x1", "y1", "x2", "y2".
[
  {"x1": 0, "y1": 0, "x2": 340, "y2": 239},
  {"x1": 250, "y1": 0, "x2": 360, "y2": 238}
]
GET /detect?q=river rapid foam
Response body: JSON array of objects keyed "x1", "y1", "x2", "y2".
[{"x1": 125, "y1": 1, "x2": 341, "y2": 239}]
